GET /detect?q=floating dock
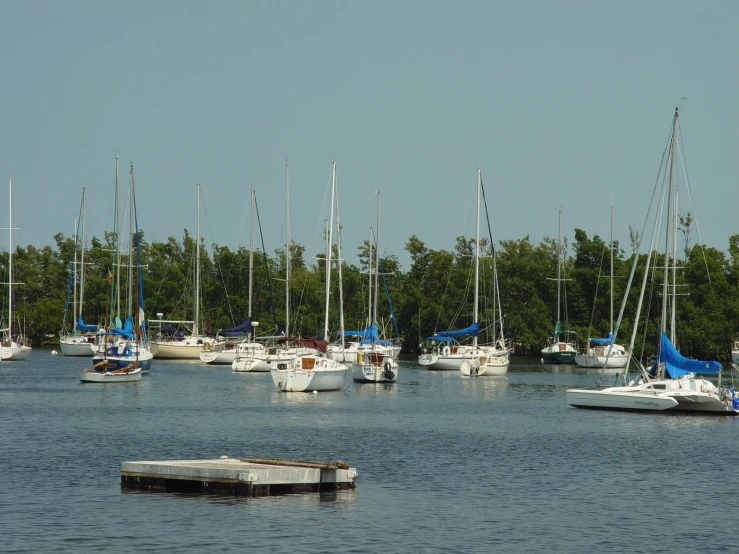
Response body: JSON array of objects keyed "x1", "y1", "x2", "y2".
[{"x1": 121, "y1": 456, "x2": 358, "y2": 496}]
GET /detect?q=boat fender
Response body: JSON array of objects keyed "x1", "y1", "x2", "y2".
[
  {"x1": 443, "y1": 346, "x2": 450, "y2": 356},
  {"x1": 382, "y1": 360, "x2": 395, "y2": 380}
]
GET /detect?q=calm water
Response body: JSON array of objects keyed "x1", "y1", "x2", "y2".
[{"x1": 1, "y1": 351, "x2": 738, "y2": 553}]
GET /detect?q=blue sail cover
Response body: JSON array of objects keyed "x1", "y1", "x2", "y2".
[
  {"x1": 76, "y1": 315, "x2": 98, "y2": 333},
  {"x1": 220, "y1": 318, "x2": 253, "y2": 337},
  {"x1": 110, "y1": 315, "x2": 135, "y2": 339},
  {"x1": 359, "y1": 339, "x2": 393, "y2": 346},
  {"x1": 424, "y1": 336, "x2": 456, "y2": 342},
  {"x1": 649, "y1": 332, "x2": 722, "y2": 378},
  {"x1": 337, "y1": 323, "x2": 378, "y2": 341},
  {"x1": 436, "y1": 322, "x2": 480, "y2": 339},
  {"x1": 590, "y1": 333, "x2": 614, "y2": 346}
]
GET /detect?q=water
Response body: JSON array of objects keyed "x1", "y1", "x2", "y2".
[{"x1": 2, "y1": 352, "x2": 738, "y2": 553}]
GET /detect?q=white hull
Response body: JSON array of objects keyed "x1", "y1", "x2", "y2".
[
  {"x1": 567, "y1": 375, "x2": 738, "y2": 414},
  {"x1": 233, "y1": 346, "x2": 312, "y2": 373},
  {"x1": 270, "y1": 356, "x2": 346, "y2": 392},
  {"x1": 459, "y1": 351, "x2": 510, "y2": 376},
  {"x1": 80, "y1": 365, "x2": 142, "y2": 383},
  {"x1": 350, "y1": 352, "x2": 397, "y2": 382},
  {"x1": 59, "y1": 337, "x2": 95, "y2": 356},
  {"x1": 575, "y1": 344, "x2": 629, "y2": 369},
  {"x1": 150, "y1": 337, "x2": 212, "y2": 359},
  {"x1": 1, "y1": 344, "x2": 32, "y2": 361},
  {"x1": 328, "y1": 342, "x2": 401, "y2": 363},
  {"x1": 200, "y1": 350, "x2": 236, "y2": 365},
  {"x1": 419, "y1": 347, "x2": 488, "y2": 370}
]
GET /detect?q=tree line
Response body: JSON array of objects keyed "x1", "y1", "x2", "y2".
[{"x1": 4, "y1": 227, "x2": 739, "y2": 362}]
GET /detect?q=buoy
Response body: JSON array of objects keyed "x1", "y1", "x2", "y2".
[
  {"x1": 313, "y1": 390, "x2": 318, "y2": 394},
  {"x1": 51, "y1": 350, "x2": 58, "y2": 356}
]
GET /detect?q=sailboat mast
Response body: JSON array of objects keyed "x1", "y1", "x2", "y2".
[
  {"x1": 336, "y1": 181, "x2": 345, "y2": 349},
  {"x1": 79, "y1": 189, "x2": 87, "y2": 321},
  {"x1": 367, "y1": 227, "x2": 373, "y2": 327},
  {"x1": 285, "y1": 162, "x2": 290, "y2": 336},
  {"x1": 115, "y1": 154, "x2": 121, "y2": 318},
  {"x1": 194, "y1": 184, "x2": 200, "y2": 337},
  {"x1": 249, "y1": 188, "x2": 254, "y2": 319},
  {"x1": 373, "y1": 190, "x2": 381, "y2": 327},
  {"x1": 473, "y1": 170, "x2": 480, "y2": 349},
  {"x1": 7, "y1": 178, "x2": 13, "y2": 340},
  {"x1": 127, "y1": 164, "x2": 134, "y2": 318},
  {"x1": 661, "y1": 108, "x2": 678, "y2": 341},
  {"x1": 556, "y1": 208, "x2": 562, "y2": 329},
  {"x1": 323, "y1": 162, "x2": 336, "y2": 341},
  {"x1": 73, "y1": 215, "x2": 78, "y2": 325},
  {"x1": 609, "y1": 203, "x2": 614, "y2": 333},
  {"x1": 671, "y1": 188, "x2": 679, "y2": 342}
]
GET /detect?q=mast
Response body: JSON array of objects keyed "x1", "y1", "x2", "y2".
[
  {"x1": 115, "y1": 154, "x2": 121, "y2": 318},
  {"x1": 373, "y1": 190, "x2": 381, "y2": 328},
  {"x1": 194, "y1": 184, "x2": 201, "y2": 337},
  {"x1": 249, "y1": 188, "x2": 254, "y2": 319},
  {"x1": 285, "y1": 162, "x2": 290, "y2": 336},
  {"x1": 609, "y1": 203, "x2": 614, "y2": 333},
  {"x1": 661, "y1": 108, "x2": 678, "y2": 344},
  {"x1": 7, "y1": 178, "x2": 13, "y2": 341},
  {"x1": 367, "y1": 227, "x2": 373, "y2": 327},
  {"x1": 127, "y1": 164, "x2": 134, "y2": 318},
  {"x1": 336, "y1": 178, "x2": 345, "y2": 350},
  {"x1": 473, "y1": 170, "x2": 480, "y2": 349},
  {"x1": 72, "y1": 214, "x2": 78, "y2": 328},
  {"x1": 323, "y1": 162, "x2": 336, "y2": 341},
  {"x1": 556, "y1": 207, "x2": 562, "y2": 330}
]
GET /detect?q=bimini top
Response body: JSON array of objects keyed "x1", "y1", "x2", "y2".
[
  {"x1": 277, "y1": 336, "x2": 328, "y2": 353},
  {"x1": 219, "y1": 317, "x2": 253, "y2": 337},
  {"x1": 434, "y1": 321, "x2": 480, "y2": 339},
  {"x1": 590, "y1": 333, "x2": 614, "y2": 346},
  {"x1": 649, "y1": 332, "x2": 722, "y2": 378}
]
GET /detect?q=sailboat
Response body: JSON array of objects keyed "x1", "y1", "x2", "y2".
[
  {"x1": 575, "y1": 204, "x2": 629, "y2": 369},
  {"x1": 349, "y1": 190, "x2": 399, "y2": 383},
  {"x1": 233, "y1": 163, "x2": 316, "y2": 373},
  {"x1": 86, "y1": 163, "x2": 150, "y2": 380},
  {"x1": 149, "y1": 184, "x2": 212, "y2": 358},
  {"x1": 1, "y1": 178, "x2": 32, "y2": 361},
  {"x1": 418, "y1": 169, "x2": 490, "y2": 371},
  {"x1": 59, "y1": 188, "x2": 97, "y2": 356},
  {"x1": 567, "y1": 108, "x2": 738, "y2": 414},
  {"x1": 270, "y1": 161, "x2": 347, "y2": 392},
  {"x1": 540, "y1": 208, "x2": 577, "y2": 364},
  {"x1": 463, "y1": 170, "x2": 510, "y2": 376}
]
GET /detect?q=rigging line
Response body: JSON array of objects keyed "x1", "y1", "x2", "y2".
[
  {"x1": 254, "y1": 194, "x2": 278, "y2": 332},
  {"x1": 62, "y1": 194, "x2": 86, "y2": 331},
  {"x1": 200, "y1": 191, "x2": 235, "y2": 325},
  {"x1": 586, "y1": 243, "x2": 607, "y2": 340}
]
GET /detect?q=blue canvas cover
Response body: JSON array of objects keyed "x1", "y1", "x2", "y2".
[
  {"x1": 76, "y1": 315, "x2": 98, "y2": 333},
  {"x1": 424, "y1": 336, "x2": 456, "y2": 343},
  {"x1": 359, "y1": 339, "x2": 393, "y2": 346},
  {"x1": 436, "y1": 321, "x2": 480, "y2": 339},
  {"x1": 337, "y1": 323, "x2": 378, "y2": 341},
  {"x1": 649, "y1": 332, "x2": 721, "y2": 377},
  {"x1": 220, "y1": 318, "x2": 253, "y2": 337},
  {"x1": 590, "y1": 333, "x2": 614, "y2": 345},
  {"x1": 110, "y1": 315, "x2": 135, "y2": 339}
]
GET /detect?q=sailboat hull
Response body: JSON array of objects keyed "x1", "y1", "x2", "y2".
[
  {"x1": 59, "y1": 337, "x2": 95, "y2": 357},
  {"x1": 1, "y1": 345, "x2": 32, "y2": 361},
  {"x1": 574, "y1": 353, "x2": 628, "y2": 369},
  {"x1": 80, "y1": 366, "x2": 143, "y2": 383},
  {"x1": 270, "y1": 357, "x2": 347, "y2": 392},
  {"x1": 150, "y1": 339, "x2": 211, "y2": 359},
  {"x1": 541, "y1": 344, "x2": 577, "y2": 364}
]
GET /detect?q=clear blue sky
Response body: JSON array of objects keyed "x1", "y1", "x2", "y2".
[{"x1": 1, "y1": 0, "x2": 737, "y2": 269}]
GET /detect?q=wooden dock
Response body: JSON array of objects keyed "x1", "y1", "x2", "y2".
[{"x1": 120, "y1": 456, "x2": 358, "y2": 496}]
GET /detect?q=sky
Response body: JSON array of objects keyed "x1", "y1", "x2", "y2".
[{"x1": 1, "y1": 0, "x2": 737, "y2": 270}]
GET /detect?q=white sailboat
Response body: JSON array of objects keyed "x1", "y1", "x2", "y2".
[
  {"x1": 418, "y1": 169, "x2": 489, "y2": 371},
  {"x1": 350, "y1": 190, "x2": 399, "y2": 383},
  {"x1": 233, "y1": 163, "x2": 315, "y2": 373},
  {"x1": 150, "y1": 184, "x2": 212, "y2": 358},
  {"x1": 567, "y1": 108, "x2": 738, "y2": 415},
  {"x1": 270, "y1": 161, "x2": 347, "y2": 392},
  {"x1": 1, "y1": 178, "x2": 32, "y2": 361},
  {"x1": 540, "y1": 208, "x2": 577, "y2": 364},
  {"x1": 575, "y1": 205, "x2": 629, "y2": 369},
  {"x1": 87, "y1": 162, "x2": 151, "y2": 380},
  {"x1": 59, "y1": 188, "x2": 97, "y2": 356}
]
